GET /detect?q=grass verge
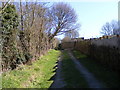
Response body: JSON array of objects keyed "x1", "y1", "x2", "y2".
[
  {"x1": 2, "y1": 49, "x2": 61, "y2": 88},
  {"x1": 61, "y1": 50, "x2": 89, "y2": 88},
  {"x1": 73, "y1": 50, "x2": 120, "y2": 88}
]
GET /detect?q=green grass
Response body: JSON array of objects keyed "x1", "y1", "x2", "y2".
[
  {"x1": 2, "y1": 49, "x2": 61, "y2": 88},
  {"x1": 61, "y1": 50, "x2": 89, "y2": 88},
  {"x1": 73, "y1": 50, "x2": 120, "y2": 88}
]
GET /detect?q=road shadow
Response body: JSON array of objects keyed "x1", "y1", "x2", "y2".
[
  {"x1": 48, "y1": 61, "x2": 58, "y2": 82},
  {"x1": 48, "y1": 54, "x2": 66, "y2": 89}
]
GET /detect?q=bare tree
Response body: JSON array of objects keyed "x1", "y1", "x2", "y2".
[
  {"x1": 0, "y1": 0, "x2": 11, "y2": 13},
  {"x1": 52, "y1": 38, "x2": 60, "y2": 49},
  {"x1": 65, "y1": 29, "x2": 79, "y2": 38},
  {"x1": 111, "y1": 20, "x2": 120, "y2": 35},
  {"x1": 101, "y1": 22, "x2": 113, "y2": 35},
  {"x1": 101, "y1": 20, "x2": 120, "y2": 35},
  {"x1": 62, "y1": 36, "x2": 71, "y2": 43},
  {"x1": 17, "y1": 2, "x2": 50, "y2": 60},
  {"x1": 46, "y1": 2, "x2": 80, "y2": 41},
  {"x1": 20, "y1": 0, "x2": 24, "y2": 31}
]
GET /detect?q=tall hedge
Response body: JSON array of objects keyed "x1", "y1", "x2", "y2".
[{"x1": 1, "y1": 4, "x2": 19, "y2": 70}]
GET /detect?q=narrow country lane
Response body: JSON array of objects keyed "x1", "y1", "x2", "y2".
[
  {"x1": 49, "y1": 50, "x2": 105, "y2": 88},
  {"x1": 68, "y1": 50, "x2": 105, "y2": 88}
]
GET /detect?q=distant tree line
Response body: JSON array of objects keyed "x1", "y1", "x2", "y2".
[{"x1": 1, "y1": 1, "x2": 80, "y2": 71}]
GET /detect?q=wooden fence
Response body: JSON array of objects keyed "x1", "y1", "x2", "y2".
[{"x1": 61, "y1": 35, "x2": 120, "y2": 73}]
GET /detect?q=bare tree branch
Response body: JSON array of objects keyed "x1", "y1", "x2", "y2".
[
  {"x1": 46, "y1": 2, "x2": 80, "y2": 41},
  {"x1": 0, "y1": 0, "x2": 11, "y2": 14},
  {"x1": 101, "y1": 20, "x2": 120, "y2": 35}
]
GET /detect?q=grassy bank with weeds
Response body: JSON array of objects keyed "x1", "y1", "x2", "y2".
[
  {"x1": 2, "y1": 49, "x2": 61, "y2": 88},
  {"x1": 73, "y1": 50, "x2": 120, "y2": 88},
  {"x1": 61, "y1": 50, "x2": 88, "y2": 88}
]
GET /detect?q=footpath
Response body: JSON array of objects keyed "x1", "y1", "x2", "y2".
[{"x1": 50, "y1": 50, "x2": 105, "y2": 88}]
